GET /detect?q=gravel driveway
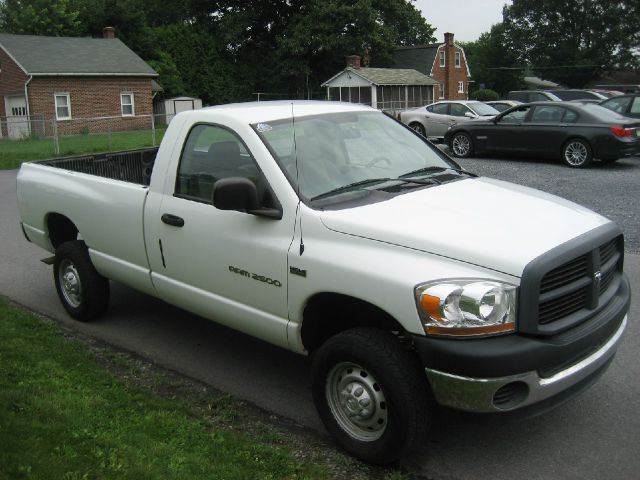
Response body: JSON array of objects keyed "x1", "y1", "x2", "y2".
[{"x1": 449, "y1": 153, "x2": 640, "y2": 254}]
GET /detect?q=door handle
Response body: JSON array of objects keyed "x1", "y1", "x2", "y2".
[{"x1": 161, "y1": 213, "x2": 184, "y2": 227}]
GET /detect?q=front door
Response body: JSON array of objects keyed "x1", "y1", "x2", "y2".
[
  {"x1": 147, "y1": 123, "x2": 295, "y2": 348},
  {"x1": 4, "y1": 96, "x2": 29, "y2": 139}
]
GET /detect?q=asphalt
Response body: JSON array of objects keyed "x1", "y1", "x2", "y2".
[{"x1": 1, "y1": 165, "x2": 639, "y2": 479}]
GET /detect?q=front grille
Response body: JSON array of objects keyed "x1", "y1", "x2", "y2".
[{"x1": 536, "y1": 236, "x2": 622, "y2": 328}]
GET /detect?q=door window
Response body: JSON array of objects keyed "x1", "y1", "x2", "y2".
[
  {"x1": 531, "y1": 106, "x2": 565, "y2": 123},
  {"x1": 450, "y1": 103, "x2": 471, "y2": 117},
  {"x1": 429, "y1": 103, "x2": 449, "y2": 115},
  {"x1": 562, "y1": 109, "x2": 579, "y2": 123},
  {"x1": 175, "y1": 124, "x2": 262, "y2": 204},
  {"x1": 499, "y1": 106, "x2": 531, "y2": 123}
]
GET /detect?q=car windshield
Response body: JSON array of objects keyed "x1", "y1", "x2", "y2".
[
  {"x1": 468, "y1": 102, "x2": 499, "y2": 116},
  {"x1": 255, "y1": 111, "x2": 457, "y2": 202}
]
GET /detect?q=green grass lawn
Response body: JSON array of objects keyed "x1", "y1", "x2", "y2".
[
  {"x1": 0, "y1": 297, "x2": 329, "y2": 479},
  {"x1": 0, "y1": 129, "x2": 166, "y2": 170}
]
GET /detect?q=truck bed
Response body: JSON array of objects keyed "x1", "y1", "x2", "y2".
[{"x1": 37, "y1": 147, "x2": 158, "y2": 186}]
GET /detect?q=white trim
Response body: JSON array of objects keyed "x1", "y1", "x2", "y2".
[
  {"x1": 30, "y1": 72, "x2": 158, "y2": 77},
  {"x1": 0, "y1": 43, "x2": 28, "y2": 74},
  {"x1": 455, "y1": 51, "x2": 461, "y2": 68},
  {"x1": 120, "y1": 92, "x2": 135, "y2": 117},
  {"x1": 458, "y1": 81, "x2": 464, "y2": 93},
  {"x1": 439, "y1": 50, "x2": 446, "y2": 67},
  {"x1": 454, "y1": 43, "x2": 472, "y2": 77},
  {"x1": 439, "y1": 83, "x2": 445, "y2": 99},
  {"x1": 54, "y1": 92, "x2": 71, "y2": 120}
]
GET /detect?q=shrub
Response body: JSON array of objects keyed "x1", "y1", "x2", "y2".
[{"x1": 472, "y1": 89, "x2": 500, "y2": 101}]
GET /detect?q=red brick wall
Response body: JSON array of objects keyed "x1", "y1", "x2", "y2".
[
  {"x1": 0, "y1": 46, "x2": 29, "y2": 118},
  {"x1": 28, "y1": 76, "x2": 154, "y2": 134},
  {"x1": 430, "y1": 39, "x2": 470, "y2": 100}
]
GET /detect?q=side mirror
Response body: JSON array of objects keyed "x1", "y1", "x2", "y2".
[
  {"x1": 213, "y1": 177, "x2": 282, "y2": 219},
  {"x1": 464, "y1": 111, "x2": 475, "y2": 118}
]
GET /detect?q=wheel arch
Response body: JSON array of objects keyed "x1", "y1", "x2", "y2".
[
  {"x1": 300, "y1": 292, "x2": 408, "y2": 353},
  {"x1": 46, "y1": 213, "x2": 79, "y2": 249}
]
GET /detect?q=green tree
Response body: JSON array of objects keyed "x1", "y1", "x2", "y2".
[
  {"x1": 503, "y1": 0, "x2": 640, "y2": 87},
  {"x1": 0, "y1": 0, "x2": 81, "y2": 36},
  {"x1": 462, "y1": 23, "x2": 523, "y2": 96}
]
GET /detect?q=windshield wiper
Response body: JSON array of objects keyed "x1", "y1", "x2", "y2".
[
  {"x1": 310, "y1": 178, "x2": 394, "y2": 201},
  {"x1": 400, "y1": 166, "x2": 477, "y2": 179},
  {"x1": 310, "y1": 176, "x2": 443, "y2": 201}
]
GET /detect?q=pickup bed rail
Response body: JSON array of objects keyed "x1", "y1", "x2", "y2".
[{"x1": 38, "y1": 147, "x2": 158, "y2": 186}]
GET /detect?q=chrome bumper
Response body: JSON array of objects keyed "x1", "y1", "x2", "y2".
[{"x1": 425, "y1": 315, "x2": 627, "y2": 413}]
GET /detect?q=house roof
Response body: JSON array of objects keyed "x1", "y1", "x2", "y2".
[
  {"x1": 322, "y1": 67, "x2": 438, "y2": 87},
  {"x1": 392, "y1": 45, "x2": 439, "y2": 76},
  {"x1": 0, "y1": 33, "x2": 158, "y2": 76}
]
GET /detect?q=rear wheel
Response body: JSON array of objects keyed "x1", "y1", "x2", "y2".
[
  {"x1": 450, "y1": 132, "x2": 473, "y2": 158},
  {"x1": 54, "y1": 240, "x2": 110, "y2": 321},
  {"x1": 409, "y1": 122, "x2": 426, "y2": 137},
  {"x1": 562, "y1": 138, "x2": 593, "y2": 168},
  {"x1": 311, "y1": 328, "x2": 431, "y2": 464}
]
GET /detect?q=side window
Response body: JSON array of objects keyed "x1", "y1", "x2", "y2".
[
  {"x1": 426, "y1": 105, "x2": 434, "y2": 113},
  {"x1": 630, "y1": 97, "x2": 640, "y2": 114},
  {"x1": 602, "y1": 97, "x2": 632, "y2": 114},
  {"x1": 449, "y1": 103, "x2": 469, "y2": 117},
  {"x1": 175, "y1": 124, "x2": 259, "y2": 203},
  {"x1": 531, "y1": 106, "x2": 565, "y2": 123},
  {"x1": 500, "y1": 106, "x2": 531, "y2": 123},
  {"x1": 431, "y1": 103, "x2": 449, "y2": 115},
  {"x1": 530, "y1": 92, "x2": 550, "y2": 102},
  {"x1": 562, "y1": 109, "x2": 579, "y2": 123}
]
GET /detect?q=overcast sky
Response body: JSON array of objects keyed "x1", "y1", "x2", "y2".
[{"x1": 413, "y1": 0, "x2": 512, "y2": 43}]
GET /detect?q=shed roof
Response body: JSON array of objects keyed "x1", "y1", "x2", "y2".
[
  {"x1": 323, "y1": 67, "x2": 438, "y2": 87},
  {"x1": 0, "y1": 33, "x2": 157, "y2": 76}
]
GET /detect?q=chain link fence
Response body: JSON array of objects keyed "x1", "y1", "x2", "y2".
[{"x1": 0, "y1": 114, "x2": 174, "y2": 165}]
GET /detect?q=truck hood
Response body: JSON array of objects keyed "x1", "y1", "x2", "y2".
[{"x1": 319, "y1": 177, "x2": 610, "y2": 277}]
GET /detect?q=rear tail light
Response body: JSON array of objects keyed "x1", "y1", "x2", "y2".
[{"x1": 609, "y1": 126, "x2": 634, "y2": 137}]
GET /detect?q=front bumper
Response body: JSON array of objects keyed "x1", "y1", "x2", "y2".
[{"x1": 424, "y1": 315, "x2": 626, "y2": 412}]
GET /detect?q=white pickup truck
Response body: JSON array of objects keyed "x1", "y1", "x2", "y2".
[{"x1": 17, "y1": 101, "x2": 630, "y2": 463}]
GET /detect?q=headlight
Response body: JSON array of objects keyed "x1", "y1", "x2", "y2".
[{"x1": 415, "y1": 279, "x2": 517, "y2": 337}]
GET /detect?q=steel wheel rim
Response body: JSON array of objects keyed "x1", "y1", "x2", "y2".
[
  {"x1": 326, "y1": 362, "x2": 388, "y2": 442},
  {"x1": 59, "y1": 259, "x2": 82, "y2": 308},
  {"x1": 565, "y1": 141, "x2": 588, "y2": 166},
  {"x1": 452, "y1": 134, "x2": 470, "y2": 156},
  {"x1": 412, "y1": 124, "x2": 425, "y2": 136}
]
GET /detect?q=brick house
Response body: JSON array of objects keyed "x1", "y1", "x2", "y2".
[
  {"x1": 392, "y1": 32, "x2": 471, "y2": 101},
  {"x1": 0, "y1": 28, "x2": 158, "y2": 138}
]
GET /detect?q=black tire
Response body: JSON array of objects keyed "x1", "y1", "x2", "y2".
[
  {"x1": 311, "y1": 328, "x2": 432, "y2": 464},
  {"x1": 54, "y1": 240, "x2": 110, "y2": 321},
  {"x1": 562, "y1": 138, "x2": 593, "y2": 168},
  {"x1": 409, "y1": 122, "x2": 426, "y2": 137},
  {"x1": 450, "y1": 132, "x2": 473, "y2": 158}
]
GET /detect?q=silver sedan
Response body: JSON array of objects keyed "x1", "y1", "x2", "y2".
[{"x1": 399, "y1": 100, "x2": 499, "y2": 141}]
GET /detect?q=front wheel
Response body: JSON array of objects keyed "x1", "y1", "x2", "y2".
[
  {"x1": 450, "y1": 132, "x2": 473, "y2": 158},
  {"x1": 562, "y1": 138, "x2": 593, "y2": 168},
  {"x1": 54, "y1": 240, "x2": 110, "y2": 321},
  {"x1": 409, "y1": 122, "x2": 426, "y2": 137},
  {"x1": 311, "y1": 328, "x2": 431, "y2": 464}
]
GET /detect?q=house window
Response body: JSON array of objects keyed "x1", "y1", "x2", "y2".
[
  {"x1": 121, "y1": 92, "x2": 135, "y2": 117},
  {"x1": 439, "y1": 50, "x2": 445, "y2": 67},
  {"x1": 439, "y1": 83, "x2": 445, "y2": 99},
  {"x1": 455, "y1": 52, "x2": 461, "y2": 68},
  {"x1": 54, "y1": 93, "x2": 71, "y2": 120},
  {"x1": 458, "y1": 81, "x2": 464, "y2": 93}
]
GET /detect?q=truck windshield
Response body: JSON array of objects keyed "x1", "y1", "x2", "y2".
[{"x1": 255, "y1": 111, "x2": 457, "y2": 201}]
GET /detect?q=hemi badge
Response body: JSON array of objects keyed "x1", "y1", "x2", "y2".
[{"x1": 290, "y1": 267, "x2": 307, "y2": 277}]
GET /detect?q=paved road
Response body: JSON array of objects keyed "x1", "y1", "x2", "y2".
[{"x1": 1, "y1": 167, "x2": 638, "y2": 479}]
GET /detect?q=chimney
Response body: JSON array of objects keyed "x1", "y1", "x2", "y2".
[
  {"x1": 103, "y1": 26, "x2": 116, "y2": 39},
  {"x1": 444, "y1": 32, "x2": 454, "y2": 46},
  {"x1": 346, "y1": 55, "x2": 361, "y2": 69}
]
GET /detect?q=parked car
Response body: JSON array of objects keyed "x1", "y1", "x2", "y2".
[
  {"x1": 545, "y1": 89, "x2": 608, "y2": 101},
  {"x1": 506, "y1": 90, "x2": 562, "y2": 102},
  {"x1": 17, "y1": 101, "x2": 630, "y2": 463},
  {"x1": 485, "y1": 100, "x2": 521, "y2": 112},
  {"x1": 599, "y1": 94, "x2": 640, "y2": 119},
  {"x1": 399, "y1": 100, "x2": 499, "y2": 141},
  {"x1": 589, "y1": 89, "x2": 623, "y2": 98},
  {"x1": 445, "y1": 101, "x2": 640, "y2": 167}
]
